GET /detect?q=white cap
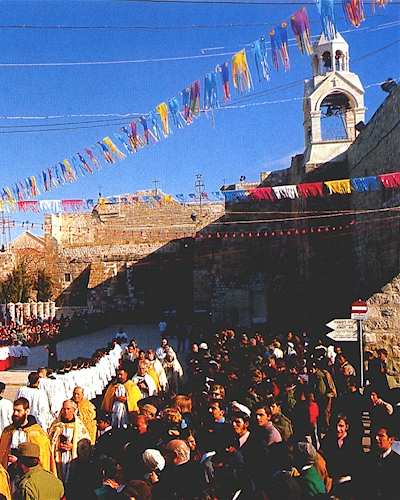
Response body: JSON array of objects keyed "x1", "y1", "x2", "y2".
[
  {"x1": 231, "y1": 401, "x2": 251, "y2": 417},
  {"x1": 199, "y1": 342, "x2": 208, "y2": 350},
  {"x1": 142, "y1": 449, "x2": 165, "y2": 472}
]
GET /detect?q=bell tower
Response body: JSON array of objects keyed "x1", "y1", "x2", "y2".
[{"x1": 303, "y1": 32, "x2": 365, "y2": 172}]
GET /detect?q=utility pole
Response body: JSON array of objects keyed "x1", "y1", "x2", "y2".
[
  {"x1": 153, "y1": 179, "x2": 160, "y2": 196},
  {"x1": 0, "y1": 211, "x2": 11, "y2": 251},
  {"x1": 195, "y1": 174, "x2": 205, "y2": 216}
]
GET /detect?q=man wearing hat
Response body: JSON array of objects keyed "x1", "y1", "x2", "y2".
[
  {"x1": 0, "y1": 397, "x2": 56, "y2": 476},
  {"x1": 93, "y1": 411, "x2": 125, "y2": 461},
  {"x1": 15, "y1": 442, "x2": 64, "y2": 500}
]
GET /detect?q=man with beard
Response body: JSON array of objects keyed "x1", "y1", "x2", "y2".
[
  {"x1": 102, "y1": 367, "x2": 142, "y2": 429},
  {"x1": 16, "y1": 372, "x2": 52, "y2": 432},
  {"x1": 48, "y1": 399, "x2": 90, "y2": 483},
  {"x1": 0, "y1": 397, "x2": 56, "y2": 482}
]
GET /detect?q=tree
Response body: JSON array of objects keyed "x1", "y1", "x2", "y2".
[
  {"x1": 36, "y1": 269, "x2": 53, "y2": 301},
  {"x1": 0, "y1": 259, "x2": 33, "y2": 303}
]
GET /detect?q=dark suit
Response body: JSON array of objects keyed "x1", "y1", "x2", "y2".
[
  {"x1": 362, "y1": 449, "x2": 400, "y2": 499},
  {"x1": 94, "y1": 427, "x2": 126, "y2": 461}
]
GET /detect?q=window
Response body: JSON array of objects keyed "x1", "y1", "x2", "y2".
[
  {"x1": 64, "y1": 273, "x2": 72, "y2": 283},
  {"x1": 322, "y1": 51, "x2": 332, "y2": 72},
  {"x1": 320, "y1": 92, "x2": 350, "y2": 141}
]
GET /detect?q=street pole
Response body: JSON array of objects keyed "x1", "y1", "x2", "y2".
[
  {"x1": 358, "y1": 319, "x2": 364, "y2": 388},
  {"x1": 195, "y1": 174, "x2": 205, "y2": 217}
]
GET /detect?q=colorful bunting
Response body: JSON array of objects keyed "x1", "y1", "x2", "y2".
[
  {"x1": 150, "y1": 113, "x2": 162, "y2": 142},
  {"x1": 253, "y1": 37, "x2": 271, "y2": 81},
  {"x1": 279, "y1": 23, "x2": 290, "y2": 71},
  {"x1": 248, "y1": 187, "x2": 275, "y2": 201},
  {"x1": 182, "y1": 87, "x2": 192, "y2": 123},
  {"x1": 168, "y1": 97, "x2": 185, "y2": 129},
  {"x1": 272, "y1": 185, "x2": 298, "y2": 199},
  {"x1": 103, "y1": 137, "x2": 126, "y2": 160},
  {"x1": 97, "y1": 142, "x2": 115, "y2": 164},
  {"x1": 190, "y1": 81, "x2": 201, "y2": 116},
  {"x1": 62, "y1": 160, "x2": 76, "y2": 182},
  {"x1": 204, "y1": 72, "x2": 219, "y2": 111},
  {"x1": 371, "y1": 0, "x2": 391, "y2": 14},
  {"x1": 85, "y1": 148, "x2": 100, "y2": 169},
  {"x1": 297, "y1": 182, "x2": 324, "y2": 198},
  {"x1": 343, "y1": 0, "x2": 365, "y2": 27},
  {"x1": 77, "y1": 152, "x2": 93, "y2": 174},
  {"x1": 291, "y1": 8, "x2": 313, "y2": 55},
  {"x1": 156, "y1": 102, "x2": 170, "y2": 137},
  {"x1": 316, "y1": 0, "x2": 337, "y2": 40},
  {"x1": 379, "y1": 172, "x2": 400, "y2": 188},
  {"x1": 351, "y1": 176, "x2": 379, "y2": 192},
  {"x1": 269, "y1": 29, "x2": 280, "y2": 71},
  {"x1": 0, "y1": 2, "x2": 388, "y2": 203},
  {"x1": 324, "y1": 179, "x2": 352, "y2": 194},
  {"x1": 232, "y1": 50, "x2": 252, "y2": 93},
  {"x1": 216, "y1": 62, "x2": 231, "y2": 101}
]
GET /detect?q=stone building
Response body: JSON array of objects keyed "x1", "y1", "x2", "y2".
[
  {"x1": 193, "y1": 32, "x2": 400, "y2": 370},
  {"x1": 42, "y1": 194, "x2": 224, "y2": 320}
]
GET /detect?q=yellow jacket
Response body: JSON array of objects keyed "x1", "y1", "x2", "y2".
[{"x1": 102, "y1": 380, "x2": 142, "y2": 414}]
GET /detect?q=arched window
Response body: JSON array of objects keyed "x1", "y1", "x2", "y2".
[
  {"x1": 320, "y1": 92, "x2": 351, "y2": 141},
  {"x1": 335, "y1": 50, "x2": 345, "y2": 71},
  {"x1": 322, "y1": 51, "x2": 332, "y2": 73}
]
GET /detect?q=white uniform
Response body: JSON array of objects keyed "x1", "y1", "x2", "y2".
[{"x1": 0, "y1": 397, "x2": 13, "y2": 434}]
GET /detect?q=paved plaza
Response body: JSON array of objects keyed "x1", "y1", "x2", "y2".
[{"x1": 0, "y1": 323, "x2": 166, "y2": 400}]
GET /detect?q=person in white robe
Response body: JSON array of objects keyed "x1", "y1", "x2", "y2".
[
  {"x1": 132, "y1": 359, "x2": 158, "y2": 399},
  {"x1": 146, "y1": 349, "x2": 168, "y2": 392},
  {"x1": 17, "y1": 372, "x2": 52, "y2": 431},
  {"x1": 0, "y1": 382, "x2": 12, "y2": 434},
  {"x1": 162, "y1": 348, "x2": 184, "y2": 394}
]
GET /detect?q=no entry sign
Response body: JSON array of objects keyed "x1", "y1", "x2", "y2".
[{"x1": 351, "y1": 300, "x2": 368, "y2": 320}]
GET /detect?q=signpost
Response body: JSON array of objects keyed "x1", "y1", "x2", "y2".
[
  {"x1": 326, "y1": 300, "x2": 368, "y2": 388},
  {"x1": 351, "y1": 300, "x2": 368, "y2": 320},
  {"x1": 351, "y1": 300, "x2": 368, "y2": 388},
  {"x1": 325, "y1": 319, "x2": 357, "y2": 342}
]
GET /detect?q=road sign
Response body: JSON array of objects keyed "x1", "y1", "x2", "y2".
[
  {"x1": 326, "y1": 330, "x2": 357, "y2": 342},
  {"x1": 326, "y1": 318, "x2": 358, "y2": 341},
  {"x1": 351, "y1": 300, "x2": 368, "y2": 320},
  {"x1": 326, "y1": 319, "x2": 357, "y2": 331}
]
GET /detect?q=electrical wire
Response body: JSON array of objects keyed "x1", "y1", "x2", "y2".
[
  {"x1": 201, "y1": 19, "x2": 400, "y2": 53},
  {"x1": 0, "y1": 17, "x2": 398, "y2": 69},
  {"x1": 208, "y1": 205, "x2": 400, "y2": 226},
  {"x1": 0, "y1": 73, "x2": 395, "y2": 134},
  {"x1": 121, "y1": 0, "x2": 400, "y2": 5}
]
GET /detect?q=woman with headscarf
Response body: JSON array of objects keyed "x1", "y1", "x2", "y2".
[{"x1": 162, "y1": 348, "x2": 183, "y2": 395}]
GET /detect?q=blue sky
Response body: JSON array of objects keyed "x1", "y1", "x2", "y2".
[{"x1": 0, "y1": 0, "x2": 399, "y2": 235}]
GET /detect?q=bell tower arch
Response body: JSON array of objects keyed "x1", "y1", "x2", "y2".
[{"x1": 303, "y1": 32, "x2": 365, "y2": 172}]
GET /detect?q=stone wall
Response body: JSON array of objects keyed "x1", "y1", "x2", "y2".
[
  {"x1": 346, "y1": 86, "x2": 400, "y2": 365},
  {"x1": 193, "y1": 86, "x2": 400, "y2": 346},
  {"x1": 43, "y1": 198, "x2": 224, "y2": 318}
]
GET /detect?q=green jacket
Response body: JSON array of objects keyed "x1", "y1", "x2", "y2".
[
  {"x1": 271, "y1": 413, "x2": 294, "y2": 441},
  {"x1": 299, "y1": 465, "x2": 326, "y2": 497},
  {"x1": 16, "y1": 465, "x2": 64, "y2": 500}
]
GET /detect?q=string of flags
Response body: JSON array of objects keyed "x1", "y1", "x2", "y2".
[
  {"x1": 0, "y1": 191, "x2": 225, "y2": 214},
  {"x1": 1, "y1": 169, "x2": 399, "y2": 214},
  {"x1": 0, "y1": 1, "x2": 390, "y2": 204},
  {"x1": 222, "y1": 171, "x2": 400, "y2": 203}
]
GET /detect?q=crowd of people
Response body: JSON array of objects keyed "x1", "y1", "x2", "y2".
[
  {"x1": 0, "y1": 328, "x2": 398, "y2": 499},
  {"x1": 0, "y1": 318, "x2": 60, "y2": 347}
]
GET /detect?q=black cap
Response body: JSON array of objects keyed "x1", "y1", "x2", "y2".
[{"x1": 96, "y1": 411, "x2": 112, "y2": 423}]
